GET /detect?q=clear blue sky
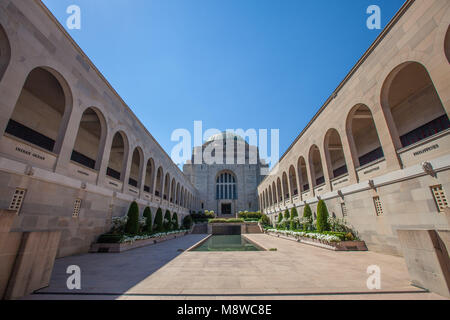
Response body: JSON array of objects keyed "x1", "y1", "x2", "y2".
[{"x1": 42, "y1": 0, "x2": 405, "y2": 167}]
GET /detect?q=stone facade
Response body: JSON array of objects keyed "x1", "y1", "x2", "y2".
[
  {"x1": 0, "y1": 0, "x2": 200, "y2": 258},
  {"x1": 258, "y1": 0, "x2": 450, "y2": 256},
  {"x1": 183, "y1": 132, "x2": 268, "y2": 216}
]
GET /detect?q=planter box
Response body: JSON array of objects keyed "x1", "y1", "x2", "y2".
[
  {"x1": 90, "y1": 231, "x2": 188, "y2": 253},
  {"x1": 265, "y1": 231, "x2": 367, "y2": 252}
]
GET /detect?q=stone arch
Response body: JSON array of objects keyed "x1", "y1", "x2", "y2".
[
  {"x1": 128, "y1": 147, "x2": 143, "y2": 187},
  {"x1": 297, "y1": 156, "x2": 309, "y2": 192},
  {"x1": 324, "y1": 128, "x2": 348, "y2": 179},
  {"x1": 176, "y1": 182, "x2": 180, "y2": 205},
  {"x1": 163, "y1": 173, "x2": 171, "y2": 200},
  {"x1": 155, "y1": 166, "x2": 164, "y2": 197},
  {"x1": 308, "y1": 145, "x2": 325, "y2": 188},
  {"x1": 144, "y1": 158, "x2": 155, "y2": 194},
  {"x1": 272, "y1": 182, "x2": 277, "y2": 204},
  {"x1": 346, "y1": 104, "x2": 384, "y2": 168},
  {"x1": 282, "y1": 171, "x2": 289, "y2": 200},
  {"x1": 288, "y1": 165, "x2": 298, "y2": 197},
  {"x1": 0, "y1": 23, "x2": 11, "y2": 82},
  {"x1": 106, "y1": 131, "x2": 129, "y2": 181},
  {"x1": 276, "y1": 177, "x2": 282, "y2": 203},
  {"x1": 170, "y1": 178, "x2": 176, "y2": 203},
  {"x1": 5, "y1": 67, "x2": 73, "y2": 154},
  {"x1": 445, "y1": 25, "x2": 450, "y2": 64},
  {"x1": 71, "y1": 107, "x2": 107, "y2": 170},
  {"x1": 380, "y1": 61, "x2": 448, "y2": 150},
  {"x1": 268, "y1": 186, "x2": 273, "y2": 206}
]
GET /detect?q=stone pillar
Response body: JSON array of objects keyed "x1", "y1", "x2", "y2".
[
  {"x1": 0, "y1": 210, "x2": 21, "y2": 299},
  {"x1": 139, "y1": 156, "x2": 147, "y2": 197},
  {"x1": 305, "y1": 157, "x2": 315, "y2": 197},
  {"x1": 0, "y1": 60, "x2": 28, "y2": 138},
  {"x1": 96, "y1": 129, "x2": 114, "y2": 186},
  {"x1": 372, "y1": 105, "x2": 402, "y2": 171},
  {"x1": 54, "y1": 107, "x2": 83, "y2": 174},
  {"x1": 121, "y1": 146, "x2": 133, "y2": 194},
  {"x1": 318, "y1": 145, "x2": 332, "y2": 192},
  {"x1": 4, "y1": 230, "x2": 61, "y2": 300},
  {"x1": 397, "y1": 229, "x2": 450, "y2": 298},
  {"x1": 338, "y1": 129, "x2": 358, "y2": 185}
]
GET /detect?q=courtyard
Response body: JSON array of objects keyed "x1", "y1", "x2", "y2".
[{"x1": 23, "y1": 234, "x2": 445, "y2": 300}]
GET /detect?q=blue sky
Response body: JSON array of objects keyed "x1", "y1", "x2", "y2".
[{"x1": 42, "y1": 0, "x2": 405, "y2": 167}]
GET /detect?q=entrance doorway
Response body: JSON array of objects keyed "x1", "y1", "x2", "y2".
[{"x1": 221, "y1": 203, "x2": 232, "y2": 215}]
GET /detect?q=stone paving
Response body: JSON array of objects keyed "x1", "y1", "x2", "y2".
[{"x1": 24, "y1": 234, "x2": 448, "y2": 300}]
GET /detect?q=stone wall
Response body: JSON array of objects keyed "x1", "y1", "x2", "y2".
[{"x1": 258, "y1": 0, "x2": 450, "y2": 257}]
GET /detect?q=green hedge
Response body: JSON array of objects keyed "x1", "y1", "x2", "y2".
[
  {"x1": 260, "y1": 214, "x2": 271, "y2": 226},
  {"x1": 155, "y1": 208, "x2": 163, "y2": 232},
  {"x1": 317, "y1": 200, "x2": 330, "y2": 232},
  {"x1": 143, "y1": 207, "x2": 152, "y2": 233},
  {"x1": 125, "y1": 201, "x2": 139, "y2": 235},
  {"x1": 97, "y1": 234, "x2": 123, "y2": 244},
  {"x1": 182, "y1": 215, "x2": 193, "y2": 229},
  {"x1": 208, "y1": 218, "x2": 244, "y2": 224},
  {"x1": 191, "y1": 212, "x2": 214, "y2": 223},
  {"x1": 164, "y1": 210, "x2": 172, "y2": 231},
  {"x1": 238, "y1": 212, "x2": 262, "y2": 220},
  {"x1": 172, "y1": 212, "x2": 179, "y2": 230}
]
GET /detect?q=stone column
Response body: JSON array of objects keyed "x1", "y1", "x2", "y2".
[
  {"x1": 54, "y1": 107, "x2": 83, "y2": 175},
  {"x1": 0, "y1": 60, "x2": 28, "y2": 138},
  {"x1": 318, "y1": 146, "x2": 332, "y2": 192},
  {"x1": 340, "y1": 128, "x2": 358, "y2": 185},
  {"x1": 121, "y1": 146, "x2": 133, "y2": 194},
  {"x1": 97, "y1": 129, "x2": 114, "y2": 186},
  {"x1": 372, "y1": 105, "x2": 402, "y2": 171}
]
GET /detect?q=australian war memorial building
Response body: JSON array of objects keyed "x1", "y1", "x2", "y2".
[{"x1": 183, "y1": 132, "x2": 268, "y2": 216}]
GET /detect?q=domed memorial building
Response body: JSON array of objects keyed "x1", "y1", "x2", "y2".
[{"x1": 183, "y1": 132, "x2": 268, "y2": 216}]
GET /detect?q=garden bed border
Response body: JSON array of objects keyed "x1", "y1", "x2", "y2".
[
  {"x1": 265, "y1": 230, "x2": 368, "y2": 251},
  {"x1": 89, "y1": 230, "x2": 189, "y2": 253}
]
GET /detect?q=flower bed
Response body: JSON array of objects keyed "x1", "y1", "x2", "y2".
[
  {"x1": 90, "y1": 229, "x2": 189, "y2": 253},
  {"x1": 265, "y1": 229, "x2": 367, "y2": 251}
]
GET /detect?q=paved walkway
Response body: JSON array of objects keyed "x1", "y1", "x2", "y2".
[{"x1": 24, "y1": 234, "x2": 447, "y2": 300}]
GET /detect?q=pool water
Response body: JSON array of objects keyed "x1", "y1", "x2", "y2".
[{"x1": 192, "y1": 235, "x2": 262, "y2": 252}]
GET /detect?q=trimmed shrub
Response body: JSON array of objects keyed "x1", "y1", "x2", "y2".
[
  {"x1": 209, "y1": 218, "x2": 244, "y2": 223},
  {"x1": 182, "y1": 215, "x2": 193, "y2": 229},
  {"x1": 172, "y1": 212, "x2": 179, "y2": 230},
  {"x1": 143, "y1": 207, "x2": 152, "y2": 233},
  {"x1": 125, "y1": 201, "x2": 139, "y2": 235},
  {"x1": 303, "y1": 204, "x2": 312, "y2": 220},
  {"x1": 291, "y1": 207, "x2": 298, "y2": 219},
  {"x1": 164, "y1": 210, "x2": 172, "y2": 231},
  {"x1": 97, "y1": 233, "x2": 123, "y2": 244},
  {"x1": 284, "y1": 209, "x2": 290, "y2": 220},
  {"x1": 260, "y1": 214, "x2": 271, "y2": 226},
  {"x1": 276, "y1": 213, "x2": 283, "y2": 228},
  {"x1": 317, "y1": 200, "x2": 330, "y2": 232},
  {"x1": 238, "y1": 212, "x2": 263, "y2": 220},
  {"x1": 303, "y1": 204, "x2": 313, "y2": 231},
  {"x1": 154, "y1": 208, "x2": 163, "y2": 232}
]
